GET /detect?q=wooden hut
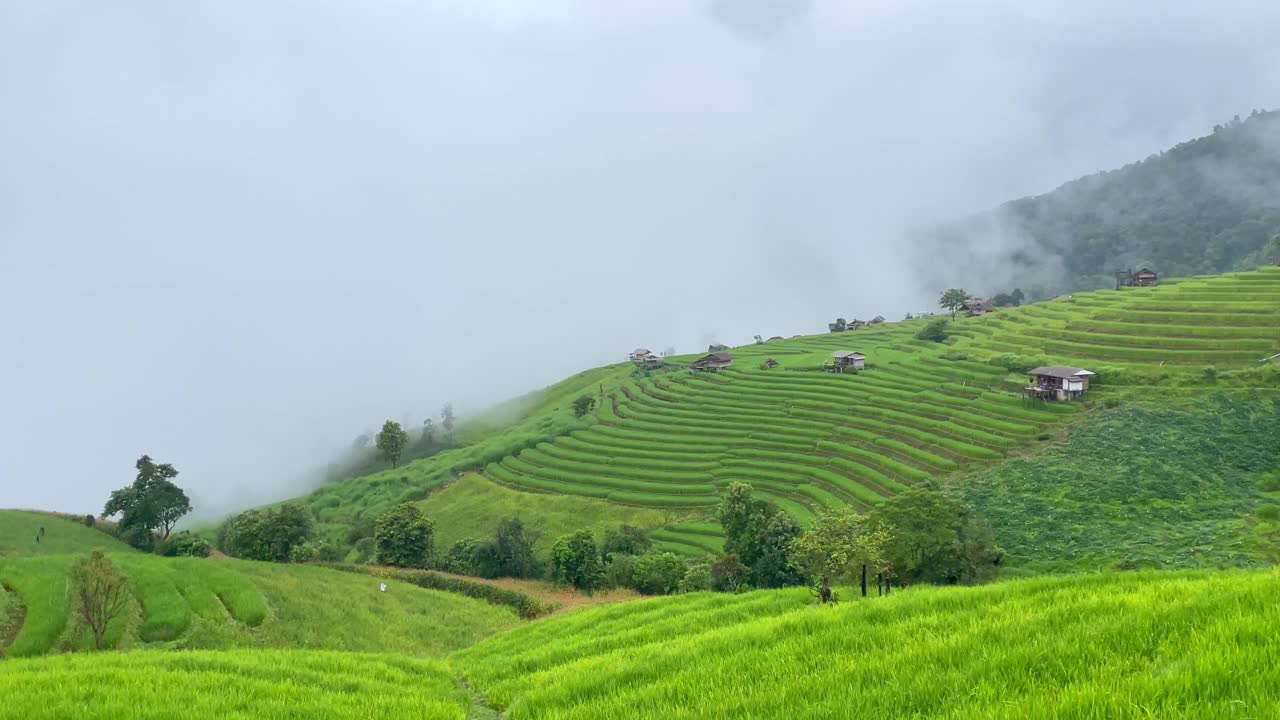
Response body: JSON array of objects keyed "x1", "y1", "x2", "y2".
[
  {"x1": 691, "y1": 352, "x2": 734, "y2": 372},
  {"x1": 1025, "y1": 366, "x2": 1095, "y2": 401},
  {"x1": 828, "y1": 351, "x2": 865, "y2": 373},
  {"x1": 761, "y1": 358, "x2": 779, "y2": 370},
  {"x1": 963, "y1": 298, "x2": 995, "y2": 317},
  {"x1": 1133, "y1": 268, "x2": 1159, "y2": 286}
]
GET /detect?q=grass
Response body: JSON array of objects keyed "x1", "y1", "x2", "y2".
[
  {"x1": 420, "y1": 473, "x2": 671, "y2": 557},
  {"x1": 0, "y1": 650, "x2": 470, "y2": 720},
  {"x1": 0, "y1": 510, "x2": 133, "y2": 556},
  {"x1": 455, "y1": 569, "x2": 1280, "y2": 719},
  {"x1": 0, "y1": 550, "x2": 519, "y2": 658},
  {"x1": 963, "y1": 392, "x2": 1280, "y2": 573}
]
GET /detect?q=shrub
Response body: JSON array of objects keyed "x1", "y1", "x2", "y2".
[
  {"x1": 1256, "y1": 505, "x2": 1280, "y2": 522},
  {"x1": 352, "y1": 537, "x2": 376, "y2": 564},
  {"x1": 220, "y1": 505, "x2": 314, "y2": 562},
  {"x1": 551, "y1": 530, "x2": 605, "y2": 593},
  {"x1": 83, "y1": 514, "x2": 96, "y2": 528},
  {"x1": 915, "y1": 318, "x2": 950, "y2": 343},
  {"x1": 374, "y1": 503, "x2": 434, "y2": 569},
  {"x1": 439, "y1": 537, "x2": 486, "y2": 575},
  {"x1": 602, "y1": 525, "x2": 652, "y2": 559},
  {"x1": 1260, "y1": 471, "x2": 1280, "y2": 492},
  {"x1": 679, "y1": 561, "x2": 714, "y2": 593},
  {"x1": 630, "y1": 552, "x2": 687, "y2": 595},
  {"x1": 290, "y1": 540, "x2": 341, "y2": 564},
  {"x1": 159, "y1": 531, "x2": 212, "y2": 558}
]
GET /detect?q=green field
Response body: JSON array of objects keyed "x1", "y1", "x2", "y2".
[
  {"x1": 454, "y1": 569, "x2": 1280, "y2": 719},
  {"x1": 420, "y1": 473, "x2": 672, "y2": 557},
  {"x1": 0, "y1": 511, "x2": 134, "y2": 556},
  {"x1": 0, "y1": 650, "x2": 470, "y2": 720},
  {"x1": 964, "y1": 392, "x2": 1280, "y2": 573},
  {"x1": 0, "y1": 512, "x2": 519, "y2": 659}
]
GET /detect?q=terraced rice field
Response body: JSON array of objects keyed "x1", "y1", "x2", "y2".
[
  {"x1": 947, "y1": 267, "x2": 1280, "y2": 369},
  {"x1": 485, "y1": 325, "x2": 1075, "y2": 522},
  {"x1": 0, "y1": 650, "x2": 470, "y2": 720},
  {"x1": 479, "y1": 269, "x2": 1280, "y2": 528},
  {"x1": 454, "y1": 568, "x2": 1280, "y2": 719}
]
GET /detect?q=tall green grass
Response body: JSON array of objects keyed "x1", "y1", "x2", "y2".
[
  {"x1": 0, "y1": 650, "x2": 470, "y2": 720},
  {"x1": 455, "y1": 569, "x2": 1280, "y2": 719}
]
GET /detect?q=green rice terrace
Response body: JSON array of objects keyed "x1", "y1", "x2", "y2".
[
  {"x1": 4, "y1": 268, "x2": 1280, "y2": 718},
  {"x1": 0, "y1": 511, "x2": 519, "y2": 660},
  {"x1": 278, "y1": 267, "x2": 1280, "y2": 571}
]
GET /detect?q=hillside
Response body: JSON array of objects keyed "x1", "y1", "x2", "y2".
[
  {"x1": 287, "y1": 267, "x2": 1280, "y2": 571},
  {"x1": 454, "y1": 569, "x2": 1280, "y2": 718},
  {"x1": 917, "y1": 109, "x2": 1280, "y2": 298},
  {"x1": 0, "y1": 650, "x2": 470, "y2": 720},
  {"x1": 0, "y1": 521, "x2": 519, "y2": 659},
  {"x1": 0, "y1": 510, "x2": 134, "y2": 557}
]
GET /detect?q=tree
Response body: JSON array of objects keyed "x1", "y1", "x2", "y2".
[
  {"x1": 493, "y1": 516, "x2": 538, "y2": 578},
  {"x1": 421, "y1": 419, "x2": 435, "y2": 446},
  {"x1": 753, "y1": 335, "x2": 764, "y2": 344},
  {"x1": 440, "y1": 537, "x2": 485, "y2": 574},
  {"x1": 572, "y1": 395, "x2": 596, "y2": 418},
  {"x1": 159, "y1": 531, "x2": 211, "y2": 558},
  {"x1": 630, "y1": 552, "x2": 687, "y2": 595},
  {"x1": 679, "y1": 561, "x2": 714, "y2": 593},
  {"x1": 787, "y1": 508, "x2": 866, "y2": 603},
  {"x1": 828, "y1": 317, "x2": 847, "y2": 333},
  {"x1": 102, "y1": 455, "x2": 192, "y2": 549},
  {"x1": 870, "y1": 487, "x2": 1001, "y2": 586},
  {"x1": 601, "y1": 525, "x2": 652, "y2": 559},
  {"x1": 219, "y1": 504, "x2": 314, "y2": 562},
  {"x1": 374, "y1": 503, "x2": 435, "y2": 568},
  {"x1": 352, "y1": 433, "x2": 372, "y2": 451},
  {"x1": 938, "y1": 289, "x2": 971, "y2": 319},
  {"x1": 72, "y1": 551, "x2": 131, "y2": 650},
  {"x1": 915, "y1": 318, "x2": 950, "y2": 343},
  {"x1": 375, "y1": 420, "x2": 408, "y2": 468},
  {"x1": 710, "y1": 553, "x2": 750, "y2": 593},
  {"x1": 441, "y1": 402, "x2": 456, "y2": 435},
  {"x1": 551, "y1": 529, "x2": 605, "y2": 593},
  {"x1": 718, "y1": 482, "x2": 803, "y2": 588}
]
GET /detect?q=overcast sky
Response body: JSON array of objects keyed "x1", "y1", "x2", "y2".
[{"x1": 3, "y1": 0, "x2": 1279, "y2": 518}]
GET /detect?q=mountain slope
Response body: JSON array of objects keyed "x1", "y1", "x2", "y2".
[
  {"x1": 284, "y1": 268, "x2": 1280, "y2": 571},
  {"x1": 919, "y1": 110, "x2": 1280, "y2": 298}
]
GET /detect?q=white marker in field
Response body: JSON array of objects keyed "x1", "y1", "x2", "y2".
[{"x1": 380, "y1": 583, "x2": 387, "y2": 592}]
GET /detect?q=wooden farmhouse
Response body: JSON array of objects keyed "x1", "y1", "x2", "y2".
[
  {"x1": 1025, "y1": 366, "x2": 1096, "y2": 401},
  {"x1": 826, "y1": 351, "x2": 865, "y2": 373},
  {"x1": 629, "y1": 348, "x2": 662, "y2": 368},
  {"x1": 691, "y1": 352, "x2": 734, "y2": 372},
  {"x1": 964, "y1": 298, "x2": 996, "y2": 317},
  {"x1": 1133, "y1": 268, "x2": 1159, "y2": 286}
]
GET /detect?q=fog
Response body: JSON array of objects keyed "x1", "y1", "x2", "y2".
[{"x1": 3, "y1": 1, "x2": 1278, "y2": 518}]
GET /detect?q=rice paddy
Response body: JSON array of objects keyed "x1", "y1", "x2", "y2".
[
  {"x1": 0, "y1": 541, "x2": 518, "y2": 658},
  {"x1": 455, "y1": 568, "x2": 1280, "y2": 719}
]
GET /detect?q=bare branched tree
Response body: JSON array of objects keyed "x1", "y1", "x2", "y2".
[{"x1": 73, "y1": 551, "x2": 131, "y2": 650}]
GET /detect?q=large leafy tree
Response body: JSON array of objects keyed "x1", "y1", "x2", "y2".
[
  {"x1": 374, "y1": 503, "x2": 435, "y2": 568},
  {"x1": 789, "y1": 509, "x2": 894, "y2": 602},
  {"x1": 870, "y1": 487, "x2": 1000, "y2": 586},
  {"x1": 375, "y1": 420, "x2": 408, "y2": 467},
  {"x1": 493, "y1": 516, "x2": 537, "y2": 578},
  {"x1": 718, "y1": 482, "x2": 803, "y2": 588},
  {"x1": 551, "y1": 529, "x2": 605, "y2": 593},
  {"x1": 219, "y1": 504, "x2": 314, "y2": 562},
  {"x1": 938, "y1": 288, "x2": 971, "y2": 319},
  {"x1": 102, "y1": 455, "x2": 191, "y2": 549}
]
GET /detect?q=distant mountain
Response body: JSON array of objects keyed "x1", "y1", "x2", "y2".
[{"x1": 918, "y1": 109, "x2": 1280, "y2": 300}]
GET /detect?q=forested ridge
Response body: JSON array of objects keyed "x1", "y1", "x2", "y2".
[{"x1": 922, "y1": 109, "x2": 1280, "y2": 299}]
